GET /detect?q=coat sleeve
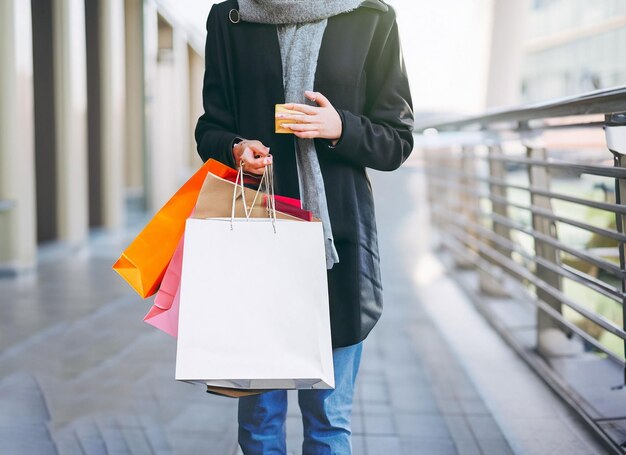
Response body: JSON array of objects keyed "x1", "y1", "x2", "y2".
[
  {"x1": 325, "y1": 10, "x2": 414, "y2": 171},
  {"x1": 194, "y1": 5, "x2": 238, "y2": 167}
]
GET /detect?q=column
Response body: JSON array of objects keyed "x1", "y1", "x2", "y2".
[
  {"x1": 188, "y1": 46, "x2": 205, "y2": 169},
  {"x1": 100, "y1": 0, "x2": 126, "y2": 229},
  {"x1": 143, "y1": 1, "x2": 158, "y2": 210},
  {"x1": 0, "y1": 0, "x2": 37, "y2": 270},
  {"x1": 485, "y1": 0, "x2": 530, "y2": 108},
  {"x1": 53, "y1": 0, "x2": 89, "y2": 244},
  {"x1": 173, "y1": 30, "x2": 191, "y2": 175},
  {"x1": 149, "y1": 15, "x2": 189, "y2": 209},
  {"x1": 124, "y1": 0, "x2": 145, "y2": 206}
]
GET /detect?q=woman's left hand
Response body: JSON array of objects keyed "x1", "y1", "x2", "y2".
[{"x1": 278, "y1": 91, "x2": 342, "y2": 145}]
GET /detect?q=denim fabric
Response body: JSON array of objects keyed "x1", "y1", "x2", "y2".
[{"x1": 238, "y1": 342, "x2": 363, "y2": 455}]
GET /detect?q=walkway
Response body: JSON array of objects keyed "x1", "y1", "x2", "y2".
[{"x1": 0, "y1": 160, "x2": 605, "y2": 454}]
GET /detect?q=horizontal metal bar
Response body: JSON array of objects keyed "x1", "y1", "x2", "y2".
[
  {"x1": 470, "y1": 207, "x2": 626, "y2": 279},
  {"x1": 416, "y1": 85, "x2": 626, "y2": 132},
  {"x1": 426, "y1": 177, "x2": 626, "y2": 243},
  {"x1": 433, "y1": 203, "x2": 624, "y2": 300},
  {"x1": 0, "y1": 200, "x2": 15, "y2": 212},
  {"x1": 434, "y1": 198, "x2": 625, "y2": 279},
  {"x1": 441, "y1": 232, "x2": 626, "y2": 366},
  {"x1": 439, "y1": 221, "x2": 626, "y2": 343},
  {"x1": 436, "y1": 207, "x2": 626, "y2": 303},
  {"x1": 527, "y1": 120, "x2": 607, "y2": 131},
  {"x1": 424, "y1": 166, "x2": 626, "y2": 215},
  {"x1": 490, "y1": 211, "x2": 624, "y2": 278},
  {"x1": 485, "y1": 155, "x2": 623, "y2": 179}
]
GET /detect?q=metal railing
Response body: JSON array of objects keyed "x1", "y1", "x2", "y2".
[{"x1": 418, "y1": 86, "x2": 626, "y2": 453}]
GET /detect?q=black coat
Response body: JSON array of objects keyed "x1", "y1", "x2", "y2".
[{"x1": 195, "y1": 0, "x2": 414, "y2": 348}]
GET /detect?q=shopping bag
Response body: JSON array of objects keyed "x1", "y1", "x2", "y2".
[
  {"x1": 143, "y1": 237, "x2": 184, "y2": 337},
  {"x1": 112, "y1": 159, "x2": 237, "y2": 298},
  {"x1": 144, "y1": 200, "x2": 312, "y2": 338},
  {"x1": 175, "y1": 166, "x2": 334, "y2": 390}
]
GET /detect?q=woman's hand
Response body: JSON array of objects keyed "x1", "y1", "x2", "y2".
[
  {"x1": 277, "y1": 91, "x2": 342, "y2": 145},
  {"x1": 233, "y1": 139, "x2": 273, "y2": 176}
]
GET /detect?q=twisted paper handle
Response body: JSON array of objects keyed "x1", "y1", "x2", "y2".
[{"x1": 230, "y1": 162, "x2": 277, "y2": 233}]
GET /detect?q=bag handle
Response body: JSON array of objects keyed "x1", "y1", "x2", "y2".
[{"x1": 230, "y1": 162, "x2": 277, "y2": 232}]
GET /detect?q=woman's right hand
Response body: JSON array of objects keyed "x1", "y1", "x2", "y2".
[{"x1": 233, "y1": 139, "x2": 272, "y2": 176}]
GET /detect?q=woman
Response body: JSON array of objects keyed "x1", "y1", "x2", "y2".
[{"x1": 195, "y1": 0, "x2": 414, "y2": 453}]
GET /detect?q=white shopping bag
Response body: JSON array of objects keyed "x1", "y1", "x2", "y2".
[{"x1": 175, "y1": 166, "x2": 335, "y2": 390}]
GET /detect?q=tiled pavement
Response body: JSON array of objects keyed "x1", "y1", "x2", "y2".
[{"x1": 0, "y1": 163, "x2": 591, "y2": 454}]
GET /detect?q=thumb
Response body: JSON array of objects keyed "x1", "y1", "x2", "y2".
[{"x1": 305, "y1": 91, "x2": 331, "y2": 107}]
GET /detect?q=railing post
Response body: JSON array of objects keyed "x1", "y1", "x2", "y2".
[
  {"x1": 479, "y1": 143, "x2": 511, "y2": 296},
  {"x1": 526, "y1": 143, "x2": 566, "y2": 357},
  {"x1": 424, "y1": 147, "x2": 446, "y2": 250},
  {"x1": 454, "y1": 146, "x2": 480, "y2": 268},
  {"x1": 605, "y1": 112, "x2": 626, "y2": 386}
]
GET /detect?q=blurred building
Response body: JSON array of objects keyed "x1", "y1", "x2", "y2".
[
  {"x1": 522, "y1": 0, "x2": 626, "y2": 102},
  {"x1": 0, "y1": 0, "x2": 210, "y2": 273}
]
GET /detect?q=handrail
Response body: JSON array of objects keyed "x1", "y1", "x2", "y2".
[
  {"x1": 416, "y1": 85, "x2": 626, "y2": 132},
  {"x1": 420, "y1": 86, "x2": 626, "y2": 453}
]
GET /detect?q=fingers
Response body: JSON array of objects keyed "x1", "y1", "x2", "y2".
[
  {"x1": 281, "y1": 103, "x2": 318, "y2": 115},
  {"x1": 246, "y1": 141, "x2": 270, "y2": 157},
  {"x1": 275, "y1": 112, "x2": 310, "y2": 122},
  {"x1": 293, "y1": 131, "x2": 320, "y2": 139},
  {"x1": 283, "y1": 123, "x2": 318, "y2": 132},
  {"x1": 305, "y1": 90, "x2": 330, "y2": 107},
  {"x1": 240, "y1": 149, "x2": 272, "y2": 175}
]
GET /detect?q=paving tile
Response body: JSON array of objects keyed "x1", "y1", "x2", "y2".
[
  {"x1": 459, "y1": 398, "x2": 491, "y2": 416},
  {"x1": 365, "y1": 435, "x2": 403, "y2": 453},
  {"x1": 119, "y1": 426, "x2": 153, "y2": 454},
  {"x1": 389, "y1": 387, "x2": 440, "y2": 413},
  {"x1": 442, "y1": 416, "x2": 475, "y2": 441},
  {"x1": 352, "y1": 435, "x2": 367, "y2": 455},
  {"x1": 286, "y1": 415, "x2": 303, "y2": 439},
  {"x1": 363, "y1": 413, "x2": 396, "y2": 436},
  {"x1": 476, "y1": 437, "x2": 515, "y2": 455},
  {"x1": 436, "y1": 398, "x2": 464, "y2": 415},
  {"x1": 286, "y1": 435, "x2": 302, "y2": 455},
  {"x1": 168, "y1": 404, "x2": 237, "y2": 433},
  {"x1": 453, "y1": 438, "x2": 483, "y2": 455},
  {"x1": 351, "y1": 412, "x2": 365, "y2": 435},
  {"x1": 0, "y1": 426, "x2": 58, "y2": 455},
  {"x1": 394, "y1": 413, "x2": 451, "y2": 439},
  {"x1": 361, "y1": 380, "x2": 389, "y2": 404},
  {"x1": 76, "y1": 436, "x2": 109, "y2": 455},
  {"x1": 400, "y1": 437, "x2": 459, "y2": 455},
  {"x1": 167, "y1": 430, "x2": 237, "y2": 455},
  {"x1": 0, "y1": 372, "x2": 51, "y2": 425},
  {"x1": 361, "y1": 400, "x2": 394, "y2": 417},
  {"x1": 466, "y1": 415, "x2": 507, "y2": 440}
]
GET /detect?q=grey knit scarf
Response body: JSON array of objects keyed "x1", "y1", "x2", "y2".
[
  {"x1": 239, "y1": 0, "x2": 361, "y2": 268},
  {"x1": 238, "y1": 0, "x2": 361, "y2": 24}
]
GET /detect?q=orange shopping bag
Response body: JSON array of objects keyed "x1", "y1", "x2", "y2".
[{"x1": 113, "y1": 159, "x2": 237, "y2": 298}]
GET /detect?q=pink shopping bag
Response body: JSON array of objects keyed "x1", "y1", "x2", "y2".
[{"x1": 143, "y1": 237, "x2": 184, "y2": 337}]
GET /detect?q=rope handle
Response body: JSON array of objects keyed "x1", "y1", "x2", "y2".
[{"x1": 230, "y1": 161, "x2": 277, "y2": 232}]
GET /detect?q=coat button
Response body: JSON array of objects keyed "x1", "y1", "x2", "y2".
[{"x1": 229, "y1": 9, "x2": 240, "y2": 23}]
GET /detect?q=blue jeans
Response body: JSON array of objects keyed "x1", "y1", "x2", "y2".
[{"x1": 238, "y1": 342, "x2": 363, "y2": 455}]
